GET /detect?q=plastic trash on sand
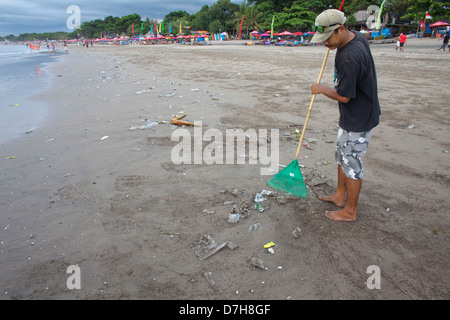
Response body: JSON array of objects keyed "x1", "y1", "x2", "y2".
[
  {"x1": 194, "y1": 234, "x2": 238, "y2": 261},
  {"x1": 253, "y1": 203, "x2": 265, "y2": 212},
  {"x1": 247, "y1": 256, "x2": 267, "y2": 270},
  {"x1": 228, "y1": 202, "x2": 251, "y2": 224},
  {"x1": 228, "y1": 211, "x2": 242, "y2": 223},
  {"x1": 228, "y1": 205, "x2": 241, "y2": 223},
  {"x1": 248, "y1": 223, "x2": 262, "y2": 232},
  {"x1": 261, "y1": 189, "x2": 277, "y2": 197},
  {"x1": 203, "y1": 271, "x2": 222, "y2": 294},
  {"x1": 129, "y1": 120, "x2": 158, "y2": 130},
  {"x1": 263, "y1": 241, "x2": 275, "y2": 249},
  {"x1": 292, "y1": 227, "x2": 302, "y2": 239},
  {"x1": 254, "y1": 193, "x2": 267, "y2": 203}
]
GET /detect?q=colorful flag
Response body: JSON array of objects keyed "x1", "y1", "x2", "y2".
[
  {"x1": 132, "y1": 23, "x2": 134, "y2": 34},
  {"x1": 29, "y1": 43, "x2": 40, "y2": 51},
  {"x1": 169, "y1": 21, "x2": 172, "y2": 34},
  {"x1": 239, "y1": 15, "x2": 245, "y2": 39},
  {"x1": 270, "y1": 15, "x2": 275, "y2": 39},
  {"x1": 376, "y1": 0, "x2": 387, "y2": 30}
]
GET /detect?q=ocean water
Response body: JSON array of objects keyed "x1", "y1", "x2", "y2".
[{"x1": 0, "y1": 44, "x2": 62, "y2": 146}]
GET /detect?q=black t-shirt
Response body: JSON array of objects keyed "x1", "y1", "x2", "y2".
[
  {"x1": 443, "y1": 34, "x2": 449, "y2": 44},
  {"x1": 334, "y1": 31, "x2": 381, "y2": 132}
]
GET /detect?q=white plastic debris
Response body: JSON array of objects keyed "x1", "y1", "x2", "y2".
[{"x1": 129, "y1": 121, "x2": 158, "y2": 130}]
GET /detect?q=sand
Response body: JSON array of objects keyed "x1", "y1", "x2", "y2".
[{"x1": 0, "y1": 38, "x2": 449, "y2": 300}]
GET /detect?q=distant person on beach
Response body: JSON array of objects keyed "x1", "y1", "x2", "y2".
[
  {"x1": 309, "y1": 9, "x2": 381, "y2": 222},
  {"x1": 398, "y1": 33, "x2": 407, "y2": 52},
  {"x1": 395, "y1": 34, "x2": 400, "y2": 50},
  {"x1": 438, "y1": 32, "x2": 449, "y2": 52}
]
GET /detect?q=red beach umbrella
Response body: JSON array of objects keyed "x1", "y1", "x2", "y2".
[{"x1": 429, "y1": 21, "x2": 450, "y2": 28}]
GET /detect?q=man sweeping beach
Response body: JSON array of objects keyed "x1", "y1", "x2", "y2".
[{"x1": 309, "y1": 9, "x2": 381, "y2": 222}]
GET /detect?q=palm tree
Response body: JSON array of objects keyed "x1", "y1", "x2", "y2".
[
  {"x1": 243, "y1": 4, "x2": 265, "y2": 33},
  {"x1": 231, "y1": 1, "x2": 264, "y2": 37}
]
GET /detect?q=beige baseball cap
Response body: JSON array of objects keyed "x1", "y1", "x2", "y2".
[{"x1": 311, "y1": 9, "x2": 347, "y2": 43}]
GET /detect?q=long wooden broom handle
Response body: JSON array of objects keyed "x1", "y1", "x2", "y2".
[{"x1": 295, "y1": 48, "x2": 330, "y2": 159}]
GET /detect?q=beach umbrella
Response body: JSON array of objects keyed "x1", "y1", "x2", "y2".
[
  {"x1": 251, "y1": 31, "x2": 260, "y2": 39},
  {"x1": 261, "y1": 32, "x2": 271, "y2": 37},
  {"x1": 279, "y1": 31, "x2": 293, "y2": 36},
  {"x1": 429, "y1": 21, "x2": 450, "y2": 28},
  {"x1": 293, "y1": 31, "x2": 304, "y2": 36}
]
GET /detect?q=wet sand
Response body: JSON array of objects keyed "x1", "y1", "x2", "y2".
[{"x1": 0, "y1": 37, "x2": 449, "y2": 300}]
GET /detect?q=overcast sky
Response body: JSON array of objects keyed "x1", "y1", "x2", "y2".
[{"x1": 0, "y1": 0, "x2": 237, "y2": 36}]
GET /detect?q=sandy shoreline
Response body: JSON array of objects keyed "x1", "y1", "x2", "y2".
[{"x1": 0, "y1": 38, "x2": 449, "y2": 300}]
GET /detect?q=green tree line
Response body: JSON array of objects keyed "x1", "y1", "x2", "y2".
[{"x1": 2, "y1": 0, "x2": 449, "y2": 41}]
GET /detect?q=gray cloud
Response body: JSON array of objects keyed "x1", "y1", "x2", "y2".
[{"x1": 0, "y1": 0, "x2": 224, "y2": 36}]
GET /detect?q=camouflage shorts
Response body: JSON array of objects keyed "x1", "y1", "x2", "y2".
[{"x1": 335, "y1": 127, "x2": 373, "y2": 180}]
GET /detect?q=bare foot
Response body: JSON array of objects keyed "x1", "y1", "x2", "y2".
[
  {"x1": 325, "y1": 209, "x2": 356, "y2": 222},
  {"x1": 318, "y1": 195, "x2": 345, "y2": 208}
]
